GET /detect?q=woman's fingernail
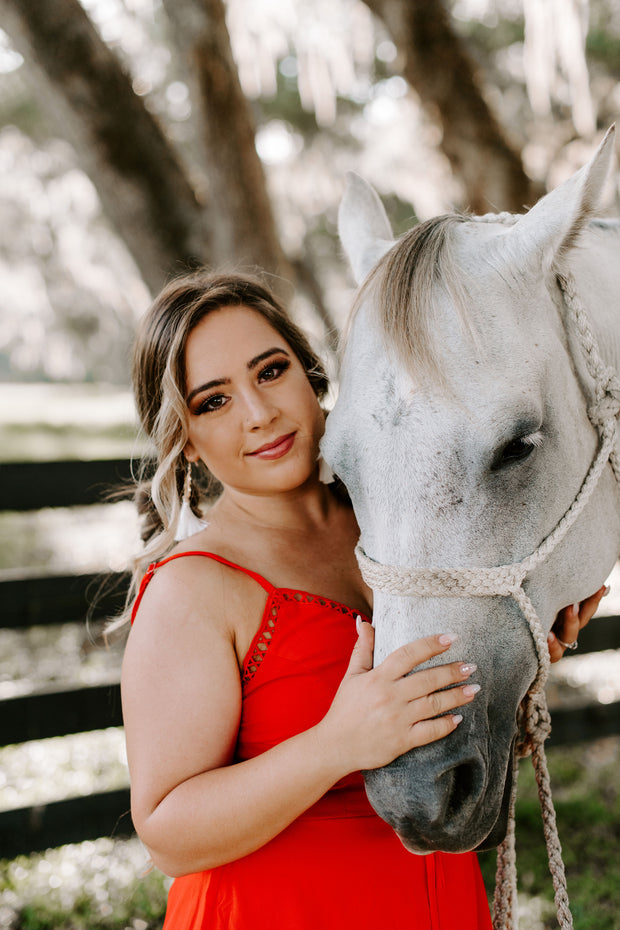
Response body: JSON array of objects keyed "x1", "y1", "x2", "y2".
[
  {"x1": 603, "y1": 585, "x2": 611, "y2": 597},
  {"x1": 459, "y1": 663, "x2": 477, "y2": 676},
  {"x1": 547, "y1": 632, "x2": 556, "y2": 644},
  {"x1": 572, "y1": 603, "x2": 580, "y2": 617},
  {"x1": 452, "y1": 714, "x2": 463, "y2": 726},
  {"x1": 463, "y1": 683, "x2": 481, "y2": 697},
  {"x1": 356, "y1": 615, "x2": 364, "y2": 634},
  {"x1": 438, "y1": 633, "x2": 458, "y2": 645}
]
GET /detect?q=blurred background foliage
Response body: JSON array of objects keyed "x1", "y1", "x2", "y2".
[{"x1": 0, "y1": 0, "x2": 619, "y2": 386}]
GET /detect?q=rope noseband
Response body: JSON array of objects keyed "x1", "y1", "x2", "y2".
[{"x1": 356, "y1": 273, "x2": 620, "y2": 930}]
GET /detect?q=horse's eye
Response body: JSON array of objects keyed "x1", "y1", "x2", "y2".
[{"x1": 494, "y1": 438, "x2": 535, "y2": 469}]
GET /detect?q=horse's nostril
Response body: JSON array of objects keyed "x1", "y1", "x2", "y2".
[{"x1": 446, "y1": 760, "x2": 482, "y2": 818}]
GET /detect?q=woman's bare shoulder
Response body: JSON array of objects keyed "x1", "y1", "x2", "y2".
[
  {"x1": 129, "y1": 534, "x2": 269, "y2": 667},
  {"x1": 122, "y1": 549, "x2": 255, "y2": 720}
]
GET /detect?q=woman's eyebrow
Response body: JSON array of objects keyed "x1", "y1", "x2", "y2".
[
  {"x1": 247, "y1": 347, "x2": 290, "y2": 370},
  {"x1": 186, "y1": 348, "x2": 290, "y2": 404}
]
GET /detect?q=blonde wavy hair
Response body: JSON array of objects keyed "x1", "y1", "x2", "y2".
[{"x1": 112, "y1": 271, "x2": 329, "y2": 630}]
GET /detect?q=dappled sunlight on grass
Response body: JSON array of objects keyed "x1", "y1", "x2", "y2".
[
  {"x1": 0, "y1": 501, "x2": 140, "y2": 576},
  {"x1": 0, "y1": 622, "x2": 123, "y2": 700},
  {"x1": 0, "y1": 837, "x2": 171, "y2": 929},
  {"x1": 547, "y1": 649, "x2": 620, "y2": 707},
  {"x1": 514, "y1": 893, "x2": 556, "y2": 930},
  {"x1": 0, "y1": 729, "x2": 128, "y2": 811}
]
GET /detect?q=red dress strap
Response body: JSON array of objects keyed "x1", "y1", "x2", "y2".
[{"x1": 131, "y1": 550, "x2": 274, "y2": 625}]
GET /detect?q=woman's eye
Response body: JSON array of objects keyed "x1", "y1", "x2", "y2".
[
  {"x1": 197, "y1": 393, "x2": 227, "y2": 414},
  {"x1": 258, "y1": 359, "x2": 290, "y2": 382}
]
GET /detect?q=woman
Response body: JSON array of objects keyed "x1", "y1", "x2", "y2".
[{"x1": 121, "y1": 271, "x2": 605, "y2": 929}]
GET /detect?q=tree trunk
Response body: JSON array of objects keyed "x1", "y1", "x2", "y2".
[
  {"x1": 1, "y1": 0, "x2": 337, "y2": 344},
  {"x1": 162, "y1": 0, "x2": 337, "y2": 341},
  {"x1": 362, "y1": 0, "x2": 542, "y2": 213},
  {"x1": 162, "y1": 0, "x2": 291, "y2": 280},
  {"x1": 0, "y1": 0, "x2": 212, "y2": 294}
]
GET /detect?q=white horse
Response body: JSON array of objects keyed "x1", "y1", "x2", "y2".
[{"x1": 322, "y1": 129, "x2": 620, "y2": 882}]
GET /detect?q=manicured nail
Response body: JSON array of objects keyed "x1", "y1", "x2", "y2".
[
  {"x1": 459, "y1": 663, "x2": 477, "y2": 676},
  {"x1": 603, "y1": 585, "x2": 611, "y2": 597},
  {"x1": 547, "y1": 632, "x2": 556, "y2": 644},
  {"x1": 438, "y1": 633, "x2": 458, "y2": 645},
  {"x1": 356, "y1": 615, "x2": 364, "y2": 634},
  {"x1": 572, "y1": 603, "x2": 580, "y2": 617},
  {"x1": 463, "y1": 683, "x2": 481, "y2": 697},
  {"x1": 452, "y1": 714, "x2": 463, "y2": 725}
]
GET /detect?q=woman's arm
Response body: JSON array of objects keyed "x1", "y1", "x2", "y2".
[{"x1": 122, "y1": 562, "x2": 478, "y2": 877}]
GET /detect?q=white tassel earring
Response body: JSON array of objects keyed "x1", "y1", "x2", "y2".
[{"x1": 175, "y1": 462, "x2": 208, "y2": 541}]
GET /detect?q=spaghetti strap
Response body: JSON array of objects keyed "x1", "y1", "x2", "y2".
[{"x1": 131, "y1": 550, "x2": 274, "y2": 624}]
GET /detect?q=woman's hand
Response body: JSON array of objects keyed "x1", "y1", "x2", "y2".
[
  {"x1": 319, "y1": 620, "x2": 479, "y2": 774},
  {"x1": 548, "y1": 585, "x2": 609, "y2": 662}
]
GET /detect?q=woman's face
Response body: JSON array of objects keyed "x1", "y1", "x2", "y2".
[{"x1": 183, "y1": 306, "x2": 325, "y2": 496}]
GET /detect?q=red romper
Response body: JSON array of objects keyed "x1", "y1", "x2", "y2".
[{"x1": 132, "y1": 551, "x2": 492, "y2": 930}]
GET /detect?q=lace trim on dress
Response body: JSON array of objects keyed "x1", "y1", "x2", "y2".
[
  {"x1": 243, "y1": 601, "x2": 279, "y2": 682},
  {"x1": 241, "y1": 590, "x2": 363, "y2": 684}
]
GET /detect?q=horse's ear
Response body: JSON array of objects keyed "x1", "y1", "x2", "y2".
[
  {"x1": 508, "y1": 125, "x2": 616, "y2": 270},
  {"x1": 338, "y1": 172, "x2": 395, "y2": 284}
]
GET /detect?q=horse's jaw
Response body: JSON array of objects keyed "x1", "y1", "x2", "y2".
[{"x1": 363, "y1": 717, "x2": 517, "y2": 854}]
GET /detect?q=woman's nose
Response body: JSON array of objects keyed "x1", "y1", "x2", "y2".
[{"x1": 242, "y1": 389, "x2": 278, "y2": 429}]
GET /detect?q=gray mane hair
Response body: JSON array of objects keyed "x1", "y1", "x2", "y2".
[{"x1": 350, "y1": 213, "x2": 483, "y2": 387}]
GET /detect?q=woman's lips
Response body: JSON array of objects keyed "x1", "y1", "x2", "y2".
[{"x1": 248, "y1": 432, "x2": 296, "y2": 460}]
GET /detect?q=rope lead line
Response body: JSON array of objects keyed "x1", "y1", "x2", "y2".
[{"x1": 355, "y1": 273, "x2": 620, "y2": 930}]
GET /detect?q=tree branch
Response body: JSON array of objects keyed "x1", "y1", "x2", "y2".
[
  {"x1": 362, "y1": 0, "x2": 542, "y2": 212},
  {"x1": 0, "y1": 0, "x2": 212, "y2": 293},
  {"x1": 162, "y1": 0, "x2": 289, "y2": 277}
]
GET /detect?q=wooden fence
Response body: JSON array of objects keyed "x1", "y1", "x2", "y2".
[
  {"x1": 0, "y1": 459, "x2": 133, "y2": 859},
  {"x1": 1, "y1": 458, "x2": 620, "y2": 859}
]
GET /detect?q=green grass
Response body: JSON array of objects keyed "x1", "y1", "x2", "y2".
[{"x1": 478, "y1": 737, "x2": 620, "y2": 930}]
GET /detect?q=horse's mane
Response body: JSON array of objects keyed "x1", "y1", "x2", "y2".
[{"x1": 349, "y1": 211, "x2": 517, "y2": 385}]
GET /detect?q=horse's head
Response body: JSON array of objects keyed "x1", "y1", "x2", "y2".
[{"x1": 322, "y1": 129, "x2": 620, "y2": 853}]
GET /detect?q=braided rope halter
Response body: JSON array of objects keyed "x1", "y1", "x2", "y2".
[{"x1": 355, "y1": 272, "x2": 620, "y2": 930}]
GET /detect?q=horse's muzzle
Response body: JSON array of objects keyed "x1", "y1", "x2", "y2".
[{"x1": 363, "y1": 739, "x2": 514, "y2": 854}]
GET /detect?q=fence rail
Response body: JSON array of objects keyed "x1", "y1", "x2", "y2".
[
  {"x1": 0, "y1": 458, "x2": 135, "y2": 511},
  {"x1": 2, "y1": 571, "x2": 129, "y2": 629},
  {"x1": 0, "y1": 790, "x2": 133, "y2": 859},
  {"x1": 1, "y1": 683, "x2": 123, "y2": 746},
  {"x1": 1, "y1": 457, "x2": 619, "y2": 858},
  {"x1": 0, "y1": 458, "x2": 136, "y2": 858}
]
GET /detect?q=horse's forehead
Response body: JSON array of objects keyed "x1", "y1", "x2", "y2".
[
  {"x1": 336, "y1": 346, "x2": 544, "y2": 444},
  {"x1": 346, "y1": 292, "x2": 546, "y2": 398},
  {"x1": 453, "y1": 218, "x2": 512, "y2": 266},
  {"x1": 334, "y1": 217, "x2": 560, "y2": 436}
]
